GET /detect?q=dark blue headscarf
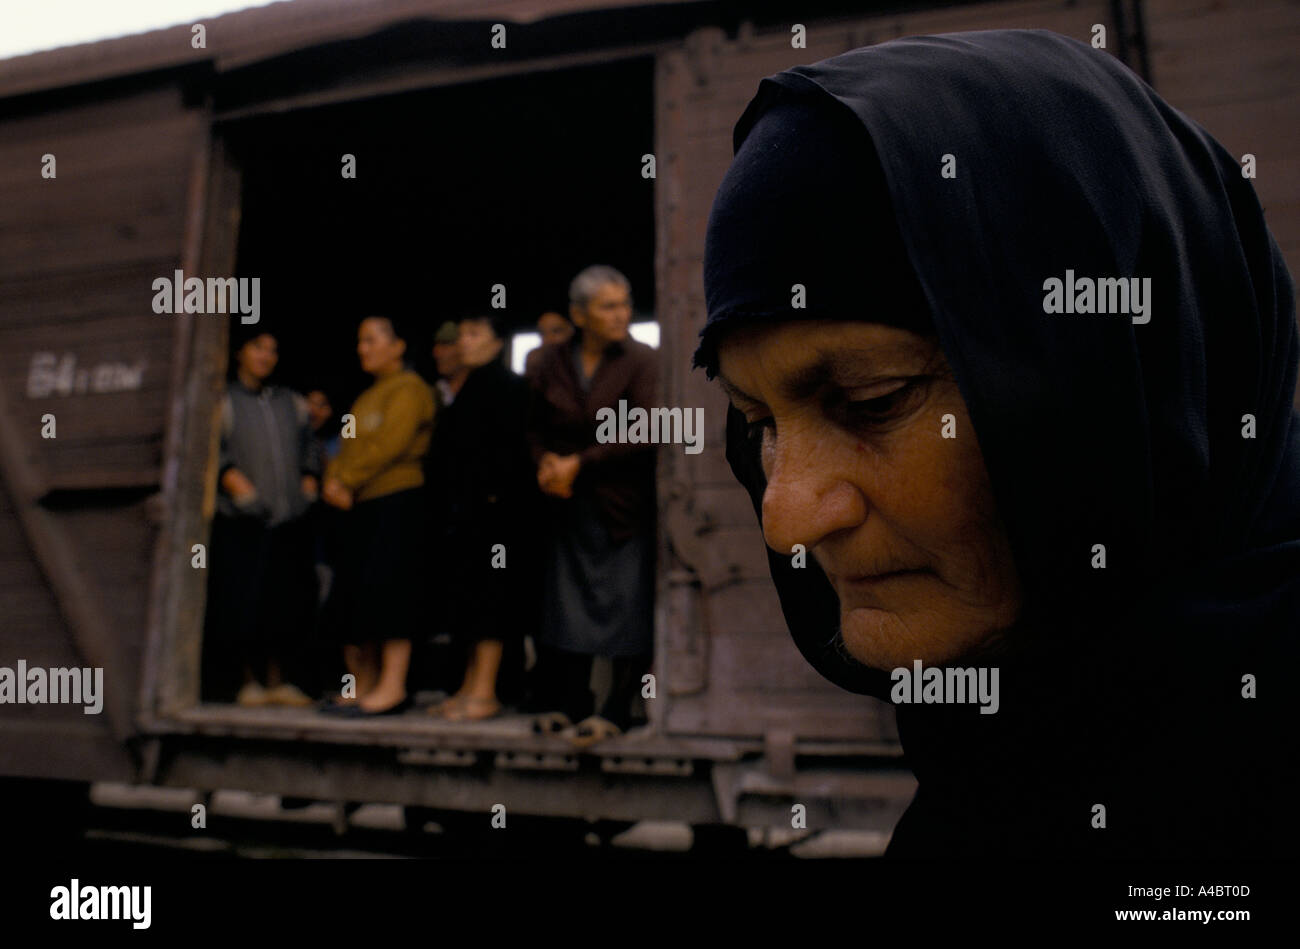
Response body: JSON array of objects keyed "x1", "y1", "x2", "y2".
[{"x1": 695, "y1": 30, "x2": 1299, "y2": 856}]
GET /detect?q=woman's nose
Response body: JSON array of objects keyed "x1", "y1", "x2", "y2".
[{"x1": 761, "y1": 426, "x2": 867, "y2": 556}]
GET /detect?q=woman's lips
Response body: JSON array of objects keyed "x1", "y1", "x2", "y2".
[
  {"x1": 831, "y1": 568, "x2": 928, "y2": 585},
  {"x1": 828, "y1": 568, "x2": 931, "y2": 606}
]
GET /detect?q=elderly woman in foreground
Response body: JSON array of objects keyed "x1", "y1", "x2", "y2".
[{"x1": 694, "y1": 30, "x2": 1299, "y2": 858}]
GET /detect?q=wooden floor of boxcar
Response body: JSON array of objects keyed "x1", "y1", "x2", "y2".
[{"x1": 163, "y1": 702, "x2": 750, "y2": 766}]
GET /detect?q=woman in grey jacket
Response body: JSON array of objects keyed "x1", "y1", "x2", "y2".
[{"x1": 201, "y1": 328, "x2": 321, "y2": 706}]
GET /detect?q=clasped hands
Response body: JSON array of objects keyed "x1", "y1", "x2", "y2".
[{"x1": 322, "y1": 476, "x2": 353, "y2": 510}]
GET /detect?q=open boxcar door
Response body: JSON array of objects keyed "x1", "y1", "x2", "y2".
[{"x1": 0, "y1": 80, "x2": 219, "y2": 782}]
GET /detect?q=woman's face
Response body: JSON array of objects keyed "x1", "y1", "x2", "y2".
[
  {"x1": 538, "y1": 312, "x2": 573, "y2": 346},
  {"x1": 716, "y1": 320, "x2": 1022, "y2": 669},
  {"x1": 237, "y1": 333, "x2": 278, "y2": 382},
  {"x1": 458, "y1": 319, "x2": 503, "y2": 368},
  {"x1": 305, "y1": 390, "x2": 332, "y2": 432},
  {"x1": 357, "y1": 318, "x2": 406, "y2": 376}
]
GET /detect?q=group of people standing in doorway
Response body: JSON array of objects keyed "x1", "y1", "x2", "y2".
[{"x1": 202, "y1": 265, "x2": 657, "y2": 745}]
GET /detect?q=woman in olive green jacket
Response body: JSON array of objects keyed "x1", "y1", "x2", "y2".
[{"x1": 320, "y1": 316, "x2": 435, "y2": 716}]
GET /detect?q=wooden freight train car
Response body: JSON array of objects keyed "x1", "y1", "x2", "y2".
[{"x1": 1, "y1": 0, "x2": 1296, "y2": 844}]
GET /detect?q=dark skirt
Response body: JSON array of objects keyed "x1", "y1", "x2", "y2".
[
  {"x1": 201, "y1": 513, "x2": 317, "y2": 698},
  {"x1": 322, "y1": 487, "x2": 427, "y2": 644},
  {"x1": 426, "y1": 500, "x2": 541, "y2": 646},
  {"x1": 539, "y1": 488, "x2": 654, "y2": 658}
]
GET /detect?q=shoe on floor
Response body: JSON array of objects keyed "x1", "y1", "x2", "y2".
[
  {"x1": 531, "y1": 711, "x2": 573, "y2": 735},
  {"x1": 427, "y1": 694, "x2": 467, "y2": 718},
  {"x1": 264, "y1": 683, "x2": 315, "y2": 707},
  {"x1": 339, "y1": 695, "x2": 413, "y2": 718},
  {"x1": 442, "y1": 696, "x2": 501, "y2": 722},
  {"x1": 568, "y1": 715, "x2": 623, "y2": 748},
  {"x1": 236, "y1": 682, "x2": 270, "y2": 707}
]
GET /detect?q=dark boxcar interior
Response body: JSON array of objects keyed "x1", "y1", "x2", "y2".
[{"x1": 228, "y1": 57, "x2": 656, "y2": 402}]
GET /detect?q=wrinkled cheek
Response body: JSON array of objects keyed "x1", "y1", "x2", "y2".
[{"x1": 933, "y1": 483, "x2": 1020, "y2": 611}]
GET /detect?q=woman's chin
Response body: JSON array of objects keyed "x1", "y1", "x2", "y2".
[{"x1": 838, "y1": 605, "x2": 980, "y2": 670}]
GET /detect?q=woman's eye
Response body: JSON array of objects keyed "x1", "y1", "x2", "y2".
[
  {"x1": 734, "y1": 377, "x2": 928, "y2": 449},
  {"x1": 838, "y1": 379, "x2": 926, "y2": 429}
]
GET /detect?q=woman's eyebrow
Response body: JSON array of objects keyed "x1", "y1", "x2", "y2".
[
  {"x1": 717, "y1": 342, "x2": 931, "y2": 405},
  {"x1": 810, "y1": 343, "x2": 933, "y2": 385},
  {"x1": 783, "y1": 349, "x2": 903, "y2": 400},
  {"x1": 720, "y1": 360, "x2": 864, "y2": 405}
]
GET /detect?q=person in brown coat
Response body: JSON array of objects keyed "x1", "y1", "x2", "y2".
[{"x1": 525, "y1": 265, "x2": 658, "y2": 745}]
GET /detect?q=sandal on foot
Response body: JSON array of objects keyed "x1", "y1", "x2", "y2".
[
  {"x1": 319, "y1": 694, "x2": 358, "y2": 714},
  {"x1": 569, "y1": 715, "x2": 622, "y2": 749},
  {"x1": 340, "y1": 695, "x2": 412, "y2": 718},
  {"x1": 427, "y1": 695, "x2": 468, "y2": 718},
  {"x1": 265, "y1": 683, "x2": 314, "y2": 707},
  {"x1": 236, "y1": 682, "x2": 270, "y2": 707},
  {"x1": 531, "y1": 712, "x2": 573, "y2": 735},
  {"x1": 442, "y1": 696, "x2": 501, "y2": 722}
]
